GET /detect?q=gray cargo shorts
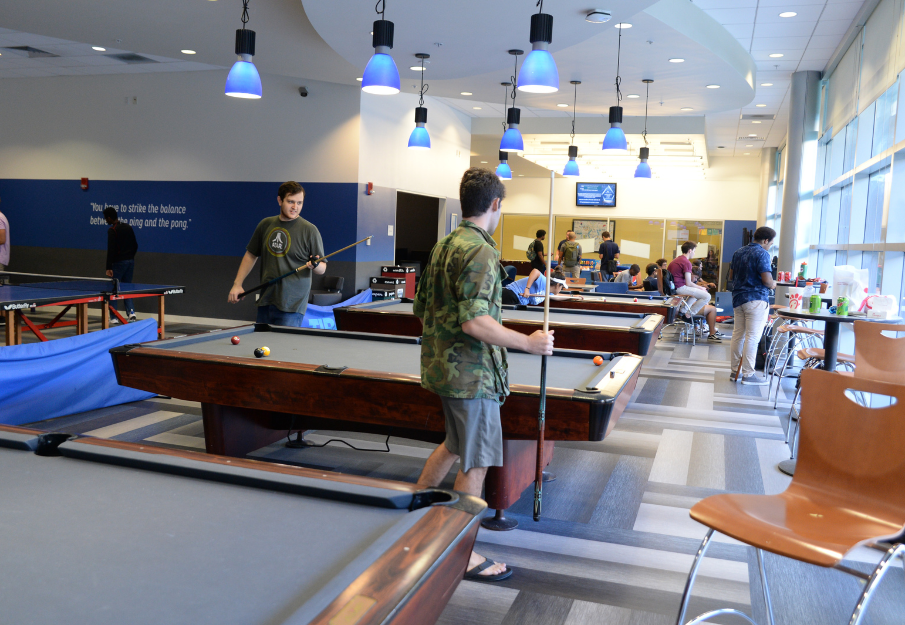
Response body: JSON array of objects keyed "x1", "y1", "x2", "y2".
[{"x1": 440, "y1": 397, "x2": 504, "y2": 473}]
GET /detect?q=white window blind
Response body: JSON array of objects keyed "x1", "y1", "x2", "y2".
[
  {"x1": 825, "y1": 42, "x2": 860, "y2": 136},
  {"x1": 859, "y1": 0, "x2": 899, "y2": 112}
]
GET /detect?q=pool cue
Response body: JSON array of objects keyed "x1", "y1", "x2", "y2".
[
  {"x1": 533, "y1": 169, "x2": 555, "y2": 522},
  {"x1": 238, "y1": 236, "x2": 372, "y2": 299}
]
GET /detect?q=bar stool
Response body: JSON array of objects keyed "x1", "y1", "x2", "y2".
[
  {"x1": 768, "y1": 324, "x2": 824, "y2": 407},
  {"x1": 675, "y1": 369, "x2": 905, "y2": 625}
]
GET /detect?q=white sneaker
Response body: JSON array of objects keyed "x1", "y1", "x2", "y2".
[
  {"x1": 741, "y1": 374, "x2": 768, "y2": 385},
  {"x1": 109, "y1": 317, "x2": 121, "y2": 325},
  {"x1": 128, "y1": 314, "x2": 138, "y2": 323}
]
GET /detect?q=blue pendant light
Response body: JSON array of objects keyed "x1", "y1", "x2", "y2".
[
  {"x1": 518, "y1": 3, "x2": 559, "y2": 94},
  {"x1": 500, "y1": 51, "x2": 525, "y2": 153},
  {"x1": 407, "y1": 54, "x2": 431, "y2": 149},
  {"x1": 563, "y1": 81, "x2": 581, "y2": 177},
  {"x1": 362, "y1": 1, "x2": 400, "y2": 95},
  {"x1": 603, "y1": 23, "x2": 628, "y2": 153},
  {"x1": 635, "y1": 80, "x2": 654, "y2": 179},
  {"x1": 225, "y1": 1, "x2": 262, "y2": 99},
  {"x1": 496, "y1": 151, "x2": 513, "y2": 179}
]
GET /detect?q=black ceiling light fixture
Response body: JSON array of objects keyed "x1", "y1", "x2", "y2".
[
  {"x1": 563, "y1": 81, "x2": 581, "y2": 177},
  {"x1": 407, "y1": 53, "x2": 431, "y2": 150},
  {"x1": 635, "y1": 79, "x2": 653, "y2": 179},
  {"x1": 602, "y1": 24, "x2": 628, "y2": 152},
  {"x1": 224, "y1": 0, "x2": 262, "y2": 99},
  {"x1": 500, "y1": 50, "x2": 525, "y2": 153}
]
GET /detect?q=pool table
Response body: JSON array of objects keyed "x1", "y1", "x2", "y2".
[
  {"x1": 540, "y1": 294, "x2": 682, "y2": 324},
  {"x1": 111, "y1": 325, "x2": 642, "y2": 530},
  {"x1": 0, "y1": 425, "x2": 485, "y2": 625},
  {"x1": 334, "y1": 300, "x2": 663, "y2": 356}
]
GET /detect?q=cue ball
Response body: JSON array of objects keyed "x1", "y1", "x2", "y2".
[
  {"x1": 254, "y1": 348, "x2": 264, "y2": 358},
  {"x1": 593, "y1": 355, "x2": 604, "y2": 366},
  {"x1": 633, "y1": 298, "x2": 638, "y2": 302},
  {"x1": 231, "y1": 336, "x2": 240, "y2": 345}
]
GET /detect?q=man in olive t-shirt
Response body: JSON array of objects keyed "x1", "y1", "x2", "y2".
[{"x1": 228, "y1": 181, "x2": 326, "y2": 326}]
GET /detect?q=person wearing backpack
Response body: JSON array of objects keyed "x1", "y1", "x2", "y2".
[
  {"x1": 526, "y1": 229, "x2": 546, "y2": 274},
  {"x1": 559, "y1": 232, "x2": 583, "y2": 278},
  {"x1": 597, "y1": 231, "x2": 620, "y2": 280}
]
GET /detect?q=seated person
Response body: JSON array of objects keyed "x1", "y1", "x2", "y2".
[
  {"x1": 692, "y1": 261, "x2": 716, "y2": 290},
  {"x1": 502, "y1": 268, "x2": 567, "y2": 305},
  {"x1": 614, "y1": 264, "x2": 644, "y2": 290},
  {"x1": 643, "y1": 262, "x2": 661, "y2": 292}
]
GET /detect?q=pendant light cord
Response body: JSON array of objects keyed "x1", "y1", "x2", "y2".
[
  {"x1": 510, "y1": 54, "x2": 520, "y2": 104},
  {"x1": 501, "y1": 82, "x2": 509, "y2": 133},
  {"x1": 375, "y1": 0, "x2": 385, "y2": 18},
  {"x1": 643, "y1": 80, "x2": 650, "y2": 145},
  {"x1": 570, "y1": 82, "x2": 577, "y2": 145},
  {"x1": 536, "y1": 0, "x2": 544, "y2": 13},
  {"x1": 241, "y1": 0, "x2": 250, "y2": 26},
  {"x1": 418, "y1": 57, "x2": 429, "y2": 106},
  {"x1": 615, "y1": 27, "x2": 622, "y2": 105}
]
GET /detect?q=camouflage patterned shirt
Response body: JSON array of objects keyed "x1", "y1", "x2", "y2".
[{"x1": 413, "y1": 220, "x2": 510, "y2": 403}]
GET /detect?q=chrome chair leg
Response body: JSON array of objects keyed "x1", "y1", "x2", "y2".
[
  {"x1": 757, "y1": 548, "x2": 776, "y2": 625},
  {"x1": 848, "y1": 543, "x2": 905, "y2": 625},
  {"x1": 675, "y1": 529, "x2": 715, "y2": 625}
]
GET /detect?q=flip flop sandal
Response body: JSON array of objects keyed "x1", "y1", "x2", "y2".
[{"x1": 464, "y1": 558, "x2": 513, "y2": 582}]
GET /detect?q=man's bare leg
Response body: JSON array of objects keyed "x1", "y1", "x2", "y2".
[
  {"x1": 705, "y1": 306, "x2": 717, "y2": 335},
  {"x1": 417, "y1": 444, "x2": 507, "y2": 577}
]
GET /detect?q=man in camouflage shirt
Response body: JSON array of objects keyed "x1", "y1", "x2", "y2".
[{"x1": 414, "y1": 168, "x2": 554, "y2": 582}]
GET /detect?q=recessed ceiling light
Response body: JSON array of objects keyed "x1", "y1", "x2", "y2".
[
  {"x1": 746, "y1": 144, "x2": 754, "y2": 147},
  {"x1": 518, "y1": 174, "x2": 525, "y2": 176},
  {"x1": 356, "y1": 77, "x2": 363, "y2": 81},
  {"x1": 557, "y1": 103, "x2": 569, "y2": 107},
  {"x1": 615, "y1": 23, "x2": 632, "y2": 29},
  {"x1": 410, "y1": 66, "x2": 426, "y2": 71},
  {"x1": 752, "y1": 121, "x2": 762, "y2": 124},
  {"x1": 756, "y1": 104, "x2": 767, "y2": 107},
  {"x1": 586, "y1": 10, "x2": 612, "y2": 23},
  {"x1": 92, "y1": 46, "x2": 106, "y2": 51},
  {"x1": 779, "y1": 11, "x2": 797, "y2": 18},
  {"x1": 680, "y1": 107, "x2": 693, "y2": 111},
  {"x1": 669, "y1": 58, "x2": 684, "y2": 63},
  {"x1": 460, "y1": 91, "x2": 472, "y2": 96},
  {"x1": 744, "y1": 152, "x2": 751, "y2": 155},
  {"x1": 761, "y1": 83, "x2": 773, "y2": 86},
  {"x1": 769, "y1": 53, "x2": 784, "y2": 58},
  {"x1": 473, "y1": 106, "x2": 482, "y2": 110},
  {"x1": 748, "y1": 133, "x2": 758, "y2": 137},
  {"x1": 627, "y1": 94, "x2": 640, "y2": 98},
  {"x1": 706, "y1": 84, "x2": 720, "y2": 89},
  {"x1": 181, "y1": 49, "x2": 196, "y2": 55},
  {"x1": 480, "y1": 161, "x2": 488, "y2": 163}
]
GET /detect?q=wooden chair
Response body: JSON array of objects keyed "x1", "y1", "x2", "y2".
[
  {"x1": 675, "y1": 369, "x2": 905, "y2": 625},
  {"x1": 853, "y1": 321, "x2": 905, "y2": 383}
]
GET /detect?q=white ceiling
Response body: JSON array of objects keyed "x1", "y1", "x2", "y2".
[
  {"x1": 0, "y1": 0, "x2": 870, "y2": 156},
  {"x1": 695, "y1": 0, "x2": 866, "y2": 156}
]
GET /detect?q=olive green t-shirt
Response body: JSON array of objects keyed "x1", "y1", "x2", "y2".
[{"x1": 246, "y1": 216, "x2": 325, "y2": 314}]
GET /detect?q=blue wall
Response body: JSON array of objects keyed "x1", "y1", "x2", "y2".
[
  {"x1": 0, "y1": 179, "x2": 361, "y2": 261},
  {"x1": 723, "y1": 220, "x2": 758, "y2": 261}
]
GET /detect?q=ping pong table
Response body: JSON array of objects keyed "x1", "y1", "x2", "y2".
[{"x1": 1, "y1": 274, "x2": 184, "y2": 346}]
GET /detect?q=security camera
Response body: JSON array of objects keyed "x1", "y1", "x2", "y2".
[{"x1": 298, "y1": 86, "x2": 308, "y2": 97}]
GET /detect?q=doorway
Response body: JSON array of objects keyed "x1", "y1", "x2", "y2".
[{"x1": 395, "y1": 191, "x2": 442, "y2": 278}]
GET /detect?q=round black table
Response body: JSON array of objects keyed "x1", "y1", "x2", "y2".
[{"x1": 775, "y1": 308, "x2": 903, "y2": 476}]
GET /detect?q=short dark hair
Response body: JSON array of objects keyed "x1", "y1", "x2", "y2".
[
  {"x1": 536, "y1": 229, "x2": 546, "y2": 238},
  {"x1": 601, "y1": 231, "x2": 611, "y2": 239},
  {"x1": 278, "y1": 181, "x2": 305, "y2": 201},
  {"x1": 460, "y1": 167, "x2": 506, "y2": 218},
  {"x1": 629, "y1": 264, "x2": 641, "y2": 275},
  {"x1": 656, "y1": 258, "x2": 668, "y2": 267},
  {"x1": 681, "y1": 241, "x2": 697, "y2": 254},
  {"x1": 103, "y1": 206, "x2": 117, "y2": 221},
  {"x1": 754, "y1": 226, "x2": 776, "y2": 243},
  {"x1": 551, "y1": 268, "x2": 565, "y2": 281},
  {"x1": 646, "y1": 263, "x2": 658, "y2": 276}
]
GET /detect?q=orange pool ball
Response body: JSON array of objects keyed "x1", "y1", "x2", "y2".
[{"x1": 593, "y1": 355, "x2": 604, "y2": 366}]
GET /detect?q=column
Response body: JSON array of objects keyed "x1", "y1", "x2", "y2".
[
  {"x1": 758, "y1": 147, "x2": 776, "y2": 225},
  {"x1": 778, "y1": 71, "x2": 821, "y2": 273}
]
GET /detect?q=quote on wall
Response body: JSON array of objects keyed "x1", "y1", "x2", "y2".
[{"x1": 89, "y1": 202, "x2": 190, "y2": 231}]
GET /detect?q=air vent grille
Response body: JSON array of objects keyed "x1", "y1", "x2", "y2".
[
  {"x1": 106, "y1": 53, "x2": 158, "y2": 64},
  {"x1": 738, "y1": 136, "x2": 766, "y2": 141},
  {"x1": 2, "y1": 46, "x2": 59, "y2": 58},
  {"x1": 741, "y1": 114, "x2": 775, "y2": 121}
]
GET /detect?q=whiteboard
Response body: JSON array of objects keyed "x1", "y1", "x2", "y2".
[{"x1": 619, "y1": 239, "x2": 651, "y2": 259}]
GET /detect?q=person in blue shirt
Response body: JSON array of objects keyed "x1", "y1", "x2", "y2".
[
  {"x1": 728, "y1": 226, "x2": 776, "y2": 384},
  {"x1": 501, "y1": 268, "x2": 567, "y2": 305}
]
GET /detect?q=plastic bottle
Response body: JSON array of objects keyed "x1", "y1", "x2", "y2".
[{"x1": 798, "y1": 261, "x2": 807, "y2": 279}]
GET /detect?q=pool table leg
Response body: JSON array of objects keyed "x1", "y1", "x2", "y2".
[
  {"x1": 201, "y1": 403, "x2": 300, "y2": 457},
  {"x1": 482, "y1": 439, "x2": 555, "y2": 531}
]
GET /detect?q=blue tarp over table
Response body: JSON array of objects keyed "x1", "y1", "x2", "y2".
[{"x1": 0, "y1": 318, "x2": 158, "y2": 426}]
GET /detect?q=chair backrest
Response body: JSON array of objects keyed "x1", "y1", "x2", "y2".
[
  {"x1": 503, "y1": 265, "x2": 517, "y2": 282},
  {"x1": 321, "y1": 275, "x2": 344, "y2": 291},
  {"x1": 595, "y1": 282, "x2": 629, "y2": 294},
  {"x1": 853, "y1": 321, "x2": 905, "y2": 384},
  {"x1": 795, "y1": 369, "x2": 905, "y2": 526}
]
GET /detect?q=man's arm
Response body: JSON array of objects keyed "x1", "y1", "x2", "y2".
[
  {"x1": 523, "y1": 268, "x2": 542, "y2": 295},
  {"x1": 0, "y1": 228, "x2": 6, "y2": 245},
  {"x1": 105, "y1": 229, "x2": 115, "y2": 276},
  {"x1": 462, "y1": 315, "x2": 553, "y2": 355},
  {"x1": 306, "y1": 256, "x2": 327, "y2": 275},
  {"x1": 761, "y1": 271, "x2": 776, "y2": 290},
  {"x1": 228, "y1": 251, "x2": 259, "y2": 303}
]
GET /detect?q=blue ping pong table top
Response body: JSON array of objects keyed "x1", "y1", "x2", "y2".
[{"x1": 0, "y1": 282, "x2": 184, "y2": 310}]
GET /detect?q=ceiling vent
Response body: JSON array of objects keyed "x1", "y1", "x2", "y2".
[
  {"x1": 659, "y1": 141, "x2": 692, "y2": 146},
  {"x1": 738, "y1": 136, "x2": 766, "y2": 141},
  {"x1": 106, "y1": 52, "x2": 158, "y2": 64},
  {"x1": 2, "y1": 45, "x2": 59, "y2": 58},
  {"x1": 741, "y1": 114, "x2": 775, "y2": 121}
]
